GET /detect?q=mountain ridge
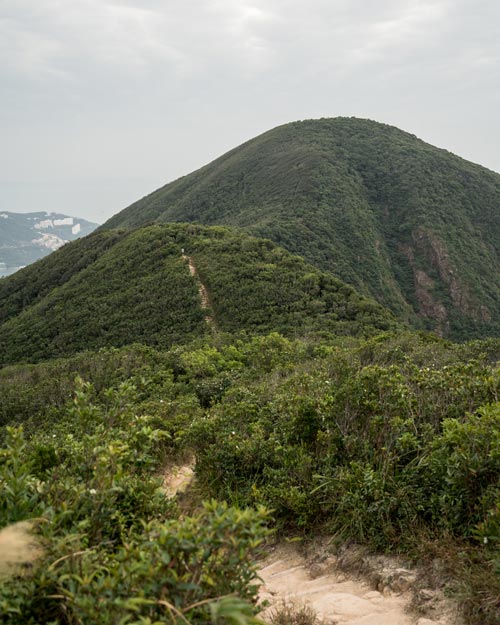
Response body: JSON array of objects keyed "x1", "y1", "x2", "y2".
[
  {"x1": 0, "y1": 223, "x2": 396, "y2": 365},
  {"x1": 102, "y1": 117, "x2": 500, "y2": 340}
]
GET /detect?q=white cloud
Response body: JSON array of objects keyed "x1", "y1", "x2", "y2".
[
  {"x1": 1, "y1": 0, "x2": 500, "y2": 221},
  {"x1": 0, "y1": 0, "x2": 280, "y2": 87},
  {"x1": 1, "y1": 1, "x2": 189, "y2": 81},
  {"x1": 0, "y1": 15, "x2": 67, "y2": 80}
]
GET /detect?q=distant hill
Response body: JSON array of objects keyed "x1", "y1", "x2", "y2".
[
  {"x1": 0, "y1": 211, "x2": 98, "y2": 277},
  {"x1": 0, "y1": 223, "x2": 396, "y2": 365},
  {"x1": 102, "y1": 117, "x2": 500, "y2": 340}
]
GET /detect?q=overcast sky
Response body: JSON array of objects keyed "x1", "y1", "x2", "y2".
[{"x1": 1, "y1": 0, "x2": 499, "y2": 224}]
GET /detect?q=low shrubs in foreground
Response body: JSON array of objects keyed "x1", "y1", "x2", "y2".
[
  {"x1": 0, "y1": 379, "x2": 269, "y2": 625},
  {"x1": 1, "y1": 332, "x2": 500, "y2": 623}
]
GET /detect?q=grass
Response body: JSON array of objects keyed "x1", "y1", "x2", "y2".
[{"x1": 266, "y1": 600, "x2": 325, "y2": 625}]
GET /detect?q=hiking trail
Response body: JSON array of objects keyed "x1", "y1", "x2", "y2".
[
  {"x1": 162, "y1": 463, "x2": 460, "y2": 625},
  {"x1": 182, "y1": 254, "x2": 216, "y2": 329},
  {"x1": 0, "y1": 521, "x2": 43, "y2": 580},
  {"x1": 258, "y1": 543, "x2": 459, "y2": 625},
  {"x1": 162, "y1": 459, "x2": 195, "y2": 498}
]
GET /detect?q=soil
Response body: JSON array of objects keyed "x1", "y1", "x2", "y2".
[
  {"x1": 182, "y1": 254, "x2": 216, "y2": 327},
  {"x1": 257, "y1": 543, "x2": 459, "y2": 625},
  {"x1": 162, "y1": 459, "x2": 195, "y2": 498},
  {"x1": 163, "y1": 463, "x2": 461, "y2": 625},
  {"x1": 0, "y1": 520, "x2": 42, "y2": 580}
]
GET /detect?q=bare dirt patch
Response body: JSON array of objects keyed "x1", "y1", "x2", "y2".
[
  {"x1": 0, "y1": 521, "x2": 43, "y2": 580},
  {"x1": 182, "y1": 254, "x2": 216, "y2": 328},
  {"x1": 258, "y1": 542, "x2": 459, "y2": 625},
  {"x1": 161, "y1": 460, "x2": 195, "y2": 498}
]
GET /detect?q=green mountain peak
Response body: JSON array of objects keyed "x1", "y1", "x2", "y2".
[{"x1": 102, "y1": 117, "x2": 500, "y2": 340}]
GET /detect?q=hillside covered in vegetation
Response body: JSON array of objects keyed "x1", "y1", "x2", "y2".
[
  {"x1": 1, "y1": 331, "x2": 500, "y2": 624},
  {"x1": 2, "y1": 118, "x2": 500, "y2": 625},
  {"x1": 0, "y1": 223, "x2": 395, "y2": 365},
  {"x1": 103, "y1": 117, "x2": 500, "y2": 340}
]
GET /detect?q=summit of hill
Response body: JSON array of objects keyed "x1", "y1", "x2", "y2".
[{"x1": 103, "y1": 117, "x2": 500, "y2": 340}]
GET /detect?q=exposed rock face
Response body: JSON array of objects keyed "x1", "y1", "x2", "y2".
[
  {"x1": 412, "y1": 228, "x2": 490, "y2": 322},
  {"x1": 400, "y1": 227, "x2": 493, "y2": 335},
  {"x1": 413, "y1": 268, "x2": 449, "y2": 335},
  {"x1": 101, "y1": 117, "x2": 500, "y2": 340}
]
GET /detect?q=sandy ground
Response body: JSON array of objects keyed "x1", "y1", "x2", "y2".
[
  {"x1": 163, "y1": 463, "x2": 458, "y2": 625},
  {"x1": 257, "y1": 543, "x2": 456, "y2": 625},
  {"x1": 162, "y1": 461, "x2": 195, "y2": 497},
  {"x1": 0, "y1": 521, "x2": 42, "y2": 579},
  {"x1": 182, "y1": 254, "x2": 215, "y2": 327}
]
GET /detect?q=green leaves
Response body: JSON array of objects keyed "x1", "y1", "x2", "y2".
[
  {"x1": 0, "y1": 223, "x2": 397, "y2": 367},
  {"x1": 209, "y1": 596, "x2": 264, "y2": 625},
  {"x1": 0, "y1": 374, "x2": 270, "y2": 625},
  {"x1": 0, "y1": 427, "x2": 41, "y2": 526},
  {"x1": 101, "y1": 118, "x2": 500, "y2": 341},
  {"x1": 3, "y1": 329, "x2": 500, "y2": 622},
  {"x1": 188, "y1": 332, "x2": 500, "y2": 554}
]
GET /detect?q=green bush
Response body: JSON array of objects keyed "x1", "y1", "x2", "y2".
[{"x1": 0, "y1": 379, "x2": 270, "y2": 625}]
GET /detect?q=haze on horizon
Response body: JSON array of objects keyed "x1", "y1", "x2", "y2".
[{"x1": 2, "y1": 0, "x2": 499, "y2": 224}]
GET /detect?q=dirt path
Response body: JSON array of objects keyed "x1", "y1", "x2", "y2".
[
  {"x1": 258, "y1": 544, "x2": 456, "y2": 625},
  {"x1": 182, "y1": 254, "x2": 216, "y2": 329},
  {"x1": 160, "y1": 462, "x2": 457, "y2": 625},
  {"x1": 162, "y1": 461, "x2": 195, "y2": 498},
  {"x1": 0, "y1": 521, "x2": 42, "y2": 580}
]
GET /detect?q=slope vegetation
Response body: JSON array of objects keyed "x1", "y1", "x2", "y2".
[
  {"x1": 0, "y1": 223, "x2": 395, "y2": 365},
  {"x1": 0, "y1": 229, "x2": 126, "y2": 325},
  {"x1": 103, "y1": 117, "x2": 500, "y2": 340},
  {"x1": 1, "y1": 332, "x2": 500, "y2": 623}
]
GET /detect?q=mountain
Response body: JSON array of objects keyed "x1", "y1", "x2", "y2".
[
  {"x1": 102, "y1": 117, "x2": 500, "y2": 340},
  {"x1": 0, "y1": 223, "x2": 396, "y2": 365},
  {"x1": 0, "y1": 211, "x2": 98, "y2": 277},
  {"x1": 2, "y1": 121, "x2": 500, "y2": 625}
]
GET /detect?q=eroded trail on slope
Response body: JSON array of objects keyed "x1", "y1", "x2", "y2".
[
  {"x1": 0, "y1": 521, "x2": 43, "y2": 580},
  {"x1": 162, "y1": 460, "x2": 195, "y2": 498},
  {"x1": 182, "y1": 254, "x2": 216, "y2": 328},
  {"x1": 162, "y1": 466, "x2": 458, "y2": 625},
  {"x1": 258, "y1": 544, "x2": 456, "y2": 625}
]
